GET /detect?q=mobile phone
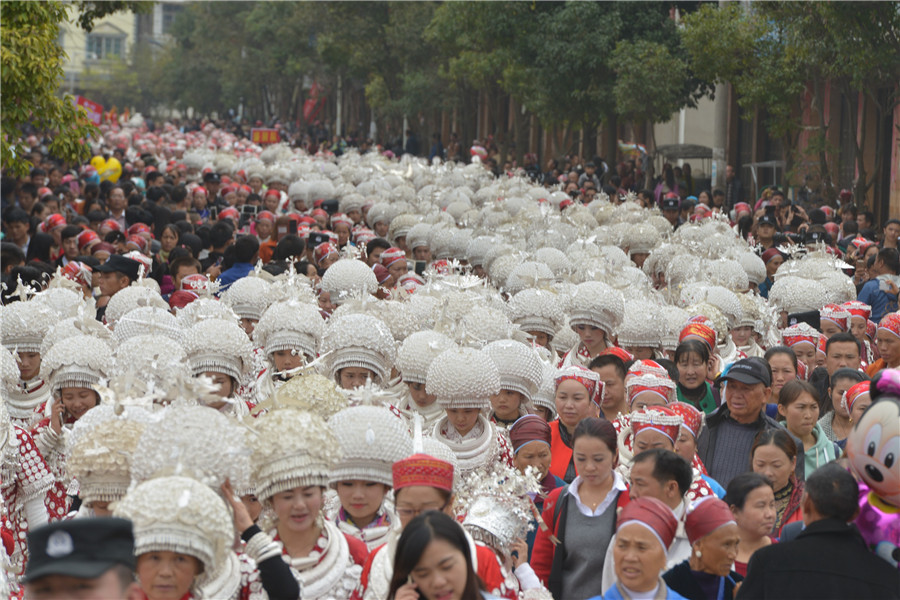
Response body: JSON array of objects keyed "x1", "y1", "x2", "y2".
[
  {"x1": 414, "y1": 261, "x2": 427, "y2": 276},
  {"x1": 209, "y1": 206, "x2": 219, "y2": 221},
  {"x1": 321, "y1": 198, "x2": 339, "y2": 216},
  {"x1": 288, "y1": 220, "x2": 299, "y2": 236},
  {"x1": 308, "y1": 231, "x2": 329, "y2": 247}
]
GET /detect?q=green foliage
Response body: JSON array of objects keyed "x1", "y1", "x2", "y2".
[
  {"x1": 73, "y1": 1, "x2": 153, "y2": 32},
  {"x1": 1, "y1": 1, "x2": 98, "y2": 175},
  {"x1": 612, "y1": 39, "x2": 688, "y2": 126}
]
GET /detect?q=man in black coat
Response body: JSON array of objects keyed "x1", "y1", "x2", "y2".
[{"x1": 737, "y1": 463, "x2": 898, "y2": 600}]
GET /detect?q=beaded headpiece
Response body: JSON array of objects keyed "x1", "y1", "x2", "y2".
[
  {"x1": 328, "y1": 405, "x2": 413, "y2": 488},
  {"x1": 1, "y1": 300, "x2": 59, "y2": 354},
  {"x1": 113, "y1": 306, "x2": 181, "y2": 344},
  {"x1": 380, "y1": 247, "x2": 406, "y2": 269},
  {"x1": 842, "y1": 300, "x2": 872, "y2": 323},
  {"x1": 625, "y1": 360, "x2": 675, "y2": 406},
  {"x1": 876, "y1": 312, "x2": 900, "y2": 339},
  {"x1": 782, "y1": 322, "x2": 820, "y2": 348},
  {"x1": 617, "y1": 305, "x2": 663, "y2": 350},
  {"x1": 41, "y1": 334, "x2": 114, "y2": 395},
  {"x1": 631, "y1": 407, "x2": 682, "y2": 445},
  {"x1": 678, "y1": 322, "x2": 717, "y2": 352},
  {"x1": 255, "y1": 373, "x2": 348, "y2": 420},
  {"x1": 459, "y1": 464, "x2": 541, "y2": 557},
  {"x1": 249, "y1": 409, "x2": 341, "y2": 501},
  {"x1": 426, "y1": 347, "x2": 501, "y2": 410},
  {"x1": 131, "y1": 405, "x2": 252, "y2": 490},
  {"x1": 68, "y1": 418, "x2": 147, "y2": 505},
  {"x1": 668, "y1": 402, "x2": 703, "y2": 439},
  {"x1": 114, "y1": 476, "x2": 232, "y2": 585},
  {"x1": 220, "y1": 276, "x2": 274, "y2": 321},
  {"x1": 320, "y1": 259, "x2": 378, "y2": 305},
  {"x1": 104, "y1": 285, "x2": 169, "y2": 327},
  {"x1": 820, "y1": 303, "x2": 850, "y2": 332},
  {"x1": 507, "y1": 288, "x2": 564, "y2": 337},
  {"x1": 392, "y1": 454, "x2": 454, "y2": 493},
  {"x1": 396, "y1": 330, "x2": 456, "y2": 385},
  {"x1": 182, "y1": 318, "x2": 253, "y2": 382},
  {"x1": 253, "y1": 299, "x2": 324, "y2": 363},
  {"x1": 322, "y1": 313, "x2": 397, "y2": 384},
  {"x1": 568, "y1": 281, "x2": 625, "y2": 336},
  {"x1": 554, "y1": 365, "x2": 604, "y2": 407},
  {"x1": 483, "y1": 339, "x2": 544, "y2": 402}
]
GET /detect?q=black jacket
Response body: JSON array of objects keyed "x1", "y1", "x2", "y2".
[
  {"x1": 697, "y1": 404, "x2": 805, "y2": 485},
  {"x1": 737, "y1": 519, "x2": 899, "y2": 600},
  {"x1": 663, "y1": 560, "x2": 742, "y2": 600}
]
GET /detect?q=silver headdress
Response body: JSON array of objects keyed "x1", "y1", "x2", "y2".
[
  {"x1": 319, "y1": 259, "x2": 378, "y2": 305},
  {"x1": 40, "y1": 334, "x2": 114, "y2": 395},
  {"x1": 1, "y1": 300, "x2": 59, "y2": 354},
  {"x1": 113, "y1": 306, "x2": 182, "y2": 344},
  {"x1": 104, "y1": 285, "x2": 168, "y2": 328},
  {"x1": 182, "y1": 318, "x2": 253, "y2": 382},
  {"x1": 482, "y1": 339, "x2": 543, "y2": 403},
  {"x1": 395, "y1": 330, "x2": 456, "y2": 385},
  {"x1": 508, "y1": 288, "x2": 564, "y2": 338},
  {"x1": 114, "y1": 476, "x2": 233, "y2": 587},
  {"x1": 321, "y1": 313, "x2": 396, "y2": 384},
  {"x1": 328, "y1": 405, "x2": 413, "y2": 488},
  {"x1": 219, "y1": 275, "x2": 274, "y2": 321},
  {"x1": 130, "y1": 405, "x2": 252, "y2": 490},
  {"x1": 249, "y1": 409, "x2": 341, "y2": 501},
  {"x1": 459, "y1": 463, "x2": 541, "y2": 559},
  {"x1": 253, "y1": 299, "x2": 324, "y2": 364},
  {"x1": 569, "y1": 281, "x2": 625, "y2": 336},
  {"x1": 426, "y1": 347, "x2": 501, "y2": 410}
]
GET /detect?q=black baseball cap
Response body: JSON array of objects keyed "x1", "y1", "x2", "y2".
[
  {"x1": 22, "y1": 518, "x2": 135, "y2": 582},
  {"x1": 94, "y1": 254, "x2": 142, "y2": 281},
  {"x1": 203, "y1": 172, "x2": 221, "y2": 184},
  {"x1": 717, "y1": 357, "x2": 771, "y2": 387},
  {"x1": 758, "y1": 214, "x2": 778, "y2": 227},
  {"x1": 662, "y1": 197, "x2": 680, "y2": 211}
]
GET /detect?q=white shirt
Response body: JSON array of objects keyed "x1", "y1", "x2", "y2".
[{"x1": 567, "y1": 471, "x2": 628, "y2": 517}]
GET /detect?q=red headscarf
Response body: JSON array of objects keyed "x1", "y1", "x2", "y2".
[
  {"x1": 685, "y1": 498, "x2": 736, "y2": 545},
  {"x1": 617, "y1": 496, "x2": 678, "y2": 550}
]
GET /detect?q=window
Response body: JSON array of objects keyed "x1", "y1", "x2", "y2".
[{"x1": 86, "y1": 34, "x2": 124, "y2": 60}]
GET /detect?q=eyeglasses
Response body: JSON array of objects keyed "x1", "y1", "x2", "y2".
[{"x1": 395, "y1": 502, "x2": 448, "y2": 519}]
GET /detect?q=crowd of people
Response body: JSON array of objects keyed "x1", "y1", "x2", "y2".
[{"x1": 0, "y1": 116, "x2": 898, "y2": 600}]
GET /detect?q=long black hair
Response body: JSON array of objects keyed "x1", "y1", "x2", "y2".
[{"x1": 388, "y1": 511, "x2": 483, "y2": 600}]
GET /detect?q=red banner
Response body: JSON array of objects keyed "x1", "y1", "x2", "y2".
[
  {"x1": 251, "y1": 128, "x2": 281, "y2": 145},
  {"x1": 73, "y1": 95, "x2": 104, "y2": 125},
  {"x1": 302, "y1": 81, "x2": 324, "y2": 122}
]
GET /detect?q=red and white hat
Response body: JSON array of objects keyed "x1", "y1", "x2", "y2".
[
  {"x1": 877, "y1": 312, "x2": 900, "y2": 339},
  {"x1": 392, "y1": 454, "x2": 454, "y2": 493},
  {"x1": 842, "y1": 301, "x2": 871, "y2": 323},
  {"x1": 782, "y1": 322, "x2": 819, "y2": 348},
  {"x1": 820, "y1": 303, "x2": 850, "y2": 331},
  {"x1": 679, "y1": 321, "x2": 717, "y2": 352},
  {"x1": 77, "y1": 229, "x2": 101, "y2": 252},
  {"x1": 841, "y1": 380, "x2": 871, "y2": 414},
  {"x1": 380, "y1": 247, "x2": 406, "y2": 269},
  {"x1": 669, "y1": 401, "x2": 703, "y2": 439},
  {"x1": 631, "y1": 406, "x2": 683, "y2": 445}
]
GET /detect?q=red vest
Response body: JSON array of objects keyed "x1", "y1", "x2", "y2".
[{"x1": 549, "y1": 420, "x2": 574, "y2": 481}]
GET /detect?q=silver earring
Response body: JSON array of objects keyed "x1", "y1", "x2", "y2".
[{"x1": 695, "y1": 550, "x2": 702, "y2": 558}]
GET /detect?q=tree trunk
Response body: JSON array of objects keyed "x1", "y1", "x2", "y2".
[{"x1": 603, "y1": 113, "x2": 617, "y2": 175}]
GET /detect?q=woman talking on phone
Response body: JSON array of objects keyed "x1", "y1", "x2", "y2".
[{"x1": 388, "y1": 511, "x2": 503, "y2": 600}]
